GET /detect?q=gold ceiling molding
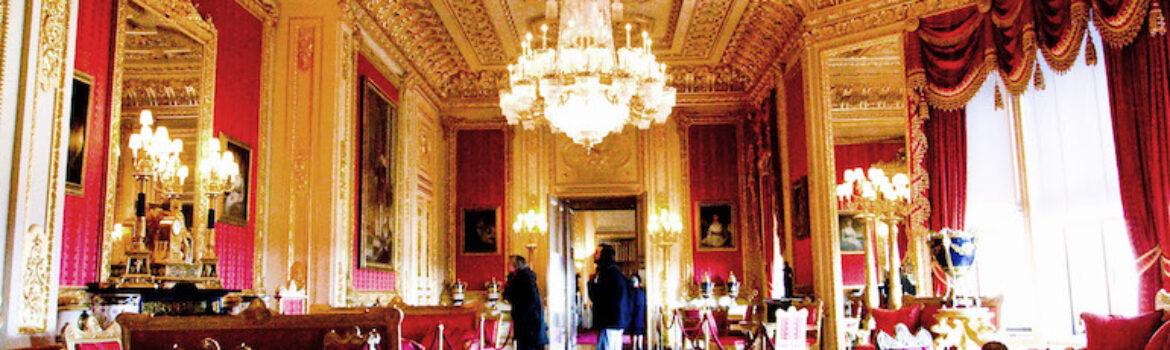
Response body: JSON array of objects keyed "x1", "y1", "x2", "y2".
[
  {"x1": 354, "y1": 0, "x2": 468, "y2": 95},
  {"x1": 232, "y1": 0, "x2": 277, "y2": 22},
  {"x1": 350, "y1": 0, "x2": 983, "y2": 105},
  {"x1": 353, "y1": 0, "x2": 806, "y2": 103},
  {"x1": 435, "y1": 0, "x2": 508, "y2": 66}
]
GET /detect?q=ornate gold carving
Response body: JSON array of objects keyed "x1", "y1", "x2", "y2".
[
  {"x1": 233, "y1": 0, "x2": 277, "y2": 22},
  {"x1": 442, "y1": 0, "x2": 507, "y2": 65},
  {"x1": 121, "y1": 77, "x2": 201, "y2": 107},
  {"x1": 556, "y1": 129, "x2": 639, "y2": 185},
  {"x1": 16, "y1": 0, "x2": 72, "y2": 333},
  {"x1": 296, "y1": 26, "x2": 315, "y2": 72},
  {"x1": 254, "y1": 4, "x2": 278, "y2": 293},
  {"x1": 350, "y1": 0, "x2": 807, "y2": 102},
  {"x1": 681, "y1": 0, "x2": 738, "y2": 56}
]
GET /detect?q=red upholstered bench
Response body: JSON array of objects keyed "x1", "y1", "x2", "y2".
[{"x1": 116, "y1": 300, "x2": 402, "y2": 350}]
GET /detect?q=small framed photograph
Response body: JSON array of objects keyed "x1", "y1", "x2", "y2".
[
  {"x1": 219, "y1": 133, "x2": 251, "y2": 227},
  {"x1": 695, "y1": 202, "x2": 736, "y2": 251},
  {"x1": 461, "y1": 208, "x2": 500, "y2": 254},
  {"x1": 839, "y1": 214, "x2": 867, "y2": 253},
  {"x1": 66, "y1": 72, "x2": 95, "y2": 195}
]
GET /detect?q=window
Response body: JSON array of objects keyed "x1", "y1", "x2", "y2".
[{"x1": 966, "y1": 27, "x2": 1136, "y2": 344}]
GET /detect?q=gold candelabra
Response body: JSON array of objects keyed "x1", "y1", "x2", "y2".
[
  {"x1": 120, "y1": 110, "x2": 184, "y2": 286},
  {"x1": 836, "y1": 167, "x2": 912, "y2": 311},
  {"x1": 198, "y1": 138, "x2": 240, "y2": 285},
  {"x1": 512, "y1": 209, "x2": 547, "y2": 262}
]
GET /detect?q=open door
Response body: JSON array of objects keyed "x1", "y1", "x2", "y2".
[{"x1": 545, "y1": 196, "x2": 576, "y2": 350}]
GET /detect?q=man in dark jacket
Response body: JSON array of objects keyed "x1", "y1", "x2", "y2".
[
  {"x1": 504, "y1": 255, "x2": 548, "y2": 350},
  {"x1": 588, "y1": 244, "x2": 629, "y2": 350}
]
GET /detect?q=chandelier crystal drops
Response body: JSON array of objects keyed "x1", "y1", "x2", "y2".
[{"x1": 499, "y1": 0, "x2": 677, "y2": 148}]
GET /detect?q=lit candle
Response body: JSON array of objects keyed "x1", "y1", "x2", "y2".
[
  {"x1": 541, "y1": 24, "x2": 548, "y2": 49},
  {"x1": 625, "y1": 23, "x2": 632, "y2": 48}
]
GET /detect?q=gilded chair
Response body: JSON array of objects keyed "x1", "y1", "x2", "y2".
[{"x1": 63, "y1": 317, "x2": 123, "y2": 350}]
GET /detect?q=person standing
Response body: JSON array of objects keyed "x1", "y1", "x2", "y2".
[
  {"x1": 588, "y1": 244, "x2": 629, "y2": 350},
  {"x1": 504, "y1": 255, "x2": 548, "y2": 350},
  {"x1": 627, "y1": 274, "x2": 647, "y2": 350}
]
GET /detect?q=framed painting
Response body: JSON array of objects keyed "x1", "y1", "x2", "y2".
[
  {"x1": 792, "y1": 176, "x2": 810, "y2": 239},
  {"x1": 838, "y1": 214, "x2": 867, "y2": 253},
  {"x1": 358, "y1": 77, "x2": 397, "y2": 271},
  {"x1": 219, "y1": 134, "x2": 251, "y2": 227},
  {"x1": 66, "y1": 72, "x2": 95, "y2": 195},
  {"x1": 461, "y1": 208, "x2": 500, "y2": 254},
  {"x1": 695, "y1": 202, "x2": 736, "y2": 251}
]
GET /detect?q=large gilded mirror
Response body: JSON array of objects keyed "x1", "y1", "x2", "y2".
[
  {"x1": 101, "y1": 0, "x2": 216, "y2": 282},
  {"x1": 819, "y1": 33, "x2": 927, "y2": 335}
]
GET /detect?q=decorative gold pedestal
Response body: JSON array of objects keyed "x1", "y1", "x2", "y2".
[{"x1": 930, "y1": 307, "x2": 996, "y2": 349}]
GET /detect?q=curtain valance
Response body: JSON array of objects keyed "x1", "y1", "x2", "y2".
[{"x1": 906, "y1": 0, "x2": 1165, "y2": 109}]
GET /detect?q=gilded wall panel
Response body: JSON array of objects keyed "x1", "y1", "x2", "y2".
[{"x1": 553, "y1": 128, "x2": 643, "y2": 194}]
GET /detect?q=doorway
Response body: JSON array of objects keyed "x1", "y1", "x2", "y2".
[{"x1": 555, "y1": 196, "x2": 645, "y2": 350}]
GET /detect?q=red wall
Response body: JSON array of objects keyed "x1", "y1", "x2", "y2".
[
  {"x1": 454, "y1": 129, "x2": 508, "y2": 290},
  {"x1": 62, "y1": 0, "x2": 117, "y2": 286},
  {"x1": 353, "y1": 54, "x2": 401, "y2": 291},
  {"x1": 193, "y1": 0, "x2": 263, "y2": 291},
  {"x1": 689, "y1": 124, "x2": 744, "y2": 284},
  {"x1": 783, "y1": 64, "x2": 814, "y2": 290}
]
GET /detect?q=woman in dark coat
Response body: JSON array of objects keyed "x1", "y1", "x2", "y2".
[
  {"x1": 503, "y1": 255, "x2": 548, "y2": 350},
  {"x1": 627, "y1": 274, "x2": 647, "y2": 350}
]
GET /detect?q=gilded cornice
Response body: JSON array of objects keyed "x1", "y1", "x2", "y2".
[
  {"x1": 342, "y1": 0, "x2": 439, "y2": 99},
  {"x1": 232, "y1": 0, "x2": 277, "y2": 22}
]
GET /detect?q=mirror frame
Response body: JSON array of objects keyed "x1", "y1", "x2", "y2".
[
  {"x1": 100, "y1": 0, "x2": 217, "y2": 281},
  {"x1": 803, "y1": 27, "x2": 933, "y2": 348},
  {"x1": 818, "y1": 33, "x2": 930, "y2": 292}
]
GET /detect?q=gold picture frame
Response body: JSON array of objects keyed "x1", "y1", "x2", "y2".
[
  {"x1": 357, "y1": 76, "x2": 397, "y2": 272},
  {"x1": 66, "y1": 71, "x2": 96, "y2": 196},
  {"x1": 460, "y1": 207, "x2": 501, "y2": 255},
  {"x1": 694, "y1": 201, "x2": 737, "y2": 251},
  {"x1": 218, "y1": 133, "x2": 251, "y2": 227}
]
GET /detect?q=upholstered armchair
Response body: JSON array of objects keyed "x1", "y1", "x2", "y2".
[{"x1": 63, "y1": 317, "x2": 123, "y2": 350}]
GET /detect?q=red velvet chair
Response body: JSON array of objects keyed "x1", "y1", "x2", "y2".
[{"x1": 1081, "y1": 311, "x2": 1168, "y2": 350}]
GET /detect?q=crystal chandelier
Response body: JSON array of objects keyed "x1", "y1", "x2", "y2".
[{"x1": 499, "y1": 0, "x2": 676, "y2": 148}]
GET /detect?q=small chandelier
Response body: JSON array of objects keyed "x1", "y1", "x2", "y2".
[{"x1": 499, "y1": 0, "x2": 676, "y2": 148}]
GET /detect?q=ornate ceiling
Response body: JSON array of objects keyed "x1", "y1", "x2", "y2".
[{"x1": 354, "y1": 0, "x2": 803, "y2": 102}]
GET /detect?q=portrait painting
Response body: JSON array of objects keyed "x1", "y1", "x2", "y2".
[
  {"x1": 462, "y1": 208, "x2": 500, "y2": 254},
  {"x1": 839, "y1": 214, "x2": 867, "y2": 253},
  {"x1": 220, "y1": 134, "x2": 251, "y2": 226},
  {"x1": 696, "y1": 202, "x2": 736, "y2": 250},
  {"x1": 358, "y1": 77, "x2": 397, "y2": 271},
  {"x1": 66, "y1": 73, "x2": 94, "y2": 194},
  {"x1": 792, "y1": 177, "x2": 810, "y2": 239}
]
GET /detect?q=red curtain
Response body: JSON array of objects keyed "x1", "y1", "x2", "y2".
[
  {"x1": 1103, "y1": 0, "x2": 1170, "y2": 312},
  {"x1": 905, "y1": 0, "x2": 1163, "y2": 109},
  {"x1": 924, "y1": 107, "x2": 968, "y2": 295},
  {"x1": 924, "y1": 108, "x2": 968, "y2": 232}
]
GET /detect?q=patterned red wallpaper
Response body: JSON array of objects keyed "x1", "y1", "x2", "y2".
[
  {"x1": 688, "y1": 124, "x2": 744, "y2": 284},
  {"x1": 62, "y1": 0, "x2": 117, "y2": 287},
  {"x1": 783, "y1": 65, "x2": 815, "y2": 289},
  {"x1": 353, "y1": 54, "x2": 400, "y2": 291},
  {"x1": 192, "y1": 0, "x2": 264, "y2": 291},
  {"x1": 454, "y1": 129, "x2": 508, "y2": 290}
]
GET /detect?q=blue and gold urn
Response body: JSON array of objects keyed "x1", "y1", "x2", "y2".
[{"x1": 929, "y1": 228, "x2": 977, "y2": 303}]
